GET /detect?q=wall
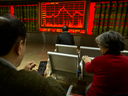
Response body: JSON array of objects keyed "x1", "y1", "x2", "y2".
[
  {"x1": 26, "y1": 32, "x2": 96, "y2": 46},
  {"x1": 26, "y1": 32, "x2": 128, "y2": 50}
]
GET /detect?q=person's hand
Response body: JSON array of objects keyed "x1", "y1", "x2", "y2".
[
  {"x1": 44, "y1": 64, "x2": 50, "y2": 78},
  {"x1": 24, "y1": 61, "x2": 37, "y2": 71},
  {"x1": 82, "y1": 55, "x2": 91, "y2": 64}
]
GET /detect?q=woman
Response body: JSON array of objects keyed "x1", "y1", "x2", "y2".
[{"x1": 83, "y1": 31, "x2": 128, "y2": 96}]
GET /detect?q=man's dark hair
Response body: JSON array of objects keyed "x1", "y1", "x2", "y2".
[
  {"x1": 62, "y1": 26, "x2": 68, "y2": 31},
  {"x1": 0, "y1": 14, "x2": 26, "y2": 56}
]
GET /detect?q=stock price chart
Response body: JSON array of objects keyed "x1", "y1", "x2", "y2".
[{"x1": 39, "y1": 1, "x2": 86, "y2": 34}]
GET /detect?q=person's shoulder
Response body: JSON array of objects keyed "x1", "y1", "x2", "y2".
[
  {"x1": 92, "y1": 56, "x2": 101, "y2": 61},
  {"x1": 11, "y1": 70, "x2": 47, "y2": 89},
  {"x1": 120, "y1": 54, "x2": 128, "y2": 59},
  {"x1": 121, "y1": 54, "x2": 128, "y2": 57},
  {"x1": 92, "y1": 55, "x2": 106, "y2": 62},
  {"x1": 5, "y1": 69, "x2": 46, "y2": 87},
  {"x1": 0, "y1": 64, "x2": 66, "y2": 96},
  {"x1": 16, "y1": 69, "x2": 44, "y2": 81},
  {"x1": 58, "y1": 33, "x2": 63, "y2": 36},
  {"x1": 94, "y1": 54, "x2": 127, "y2": 61},
  {"x1": 68, "y1": 32, "x2": 73, "y2": 36},
  {"x1": 5, "y1": 69, "x2": 52, "y2": 95},
  {"x1": 94, "y1": 55, "x2": 103, "y2": 59}
]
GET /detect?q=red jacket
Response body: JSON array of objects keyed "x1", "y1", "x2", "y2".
[{"x1": 86, "y1": 54, "x2": 128, "y2": 96}]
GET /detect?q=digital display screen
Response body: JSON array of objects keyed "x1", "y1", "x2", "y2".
[
  {"x1": 0, "y1": 5, "x2": 10, "y2": 16},
  {"x1": 10, "y1": 4, "x2": 38, "y2": 31},
  {"x1": 39, "y1": 1, "x2": 86, "y2": 34},
  {"x1": 38, "y1": 61, "x2": 47, "y2": 75},
  {"x1": 89, "y1": 1, "x2": 128, "y2": 36}
]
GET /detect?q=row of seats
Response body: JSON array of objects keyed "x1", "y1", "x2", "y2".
[
  {"x1": 55, "y1": 44, "x2": 128, "y2": 57},
  {"x1": 48, "y1": 44, "x2": 128, "y2": 80},
  {"x1": 47, "y1": 44, "x2": 128, "y2": 96}
]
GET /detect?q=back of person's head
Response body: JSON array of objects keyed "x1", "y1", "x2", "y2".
[
  {"x1": 95, "y1": 31, "x2": 126, "y2": 53},
  {"x1": 62, "y1": 26, "x2": 68, "y2": 31},
  {"x1": 0, "y1": 14, "x2": 26, "y2": 56}
]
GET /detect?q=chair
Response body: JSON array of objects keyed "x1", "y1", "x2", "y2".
[
  {"x1": 121, "y1": 50, "x2": 128, "y2": 56},
  {"x1": 66, "y1": 85, "x2": 84, "y2": 96},
  {"x1": 79, "y1": 58, "x2": 94, "y2": 79},
  {"x1": 66, "y1": 85, "x2": 74, "y2": 96},
  {"x1": 55, "y1": 44, "x2": 78, "y2": 55},
  {"x1": 78, "y1": 46, "x2": 100, "y2": 78},
  {"x1": 47, "y1": 51, "x2": 81, "y2": 79},
  {"x1": 79, "y1": 46, "x2": 101, "y2": 59}
]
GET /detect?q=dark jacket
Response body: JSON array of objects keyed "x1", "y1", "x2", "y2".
[
  {"x1": 0, "y1": 62, "x2": 66, "y2": 96},
  {"x1": 56, "y1": 31, "x2": 75, "y2": 45}
]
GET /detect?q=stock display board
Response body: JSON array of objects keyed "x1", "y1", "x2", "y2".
[
  {"x1": 11, "y1": 4, "x2": 38, "y2": 31},
  {"x1": 39, "y1": 1, "x2": 86, "y2": 34},
  {"x1": 23, "y1": 4, "x2": 38, "y2": 31},
  {"x1": 1, "y1": 1, "x2": 127, "y2": 35},
  {"x1": 91, "y1": 1, "x2": 128, "y2": 36},
  {"x1": 0, "y1": 5, "x2": 10, "y2": 16}
]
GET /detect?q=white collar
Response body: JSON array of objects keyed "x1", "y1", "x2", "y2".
[{"x1": 0, "y1": 58, "x2": 18, "y2": 71}]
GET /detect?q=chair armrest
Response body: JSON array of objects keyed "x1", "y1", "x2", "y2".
[
  {"x1": 70, "y1": 93, "x2": 84, "y2": 96},
  {"x1": 78, "y1": 50, "x2": 80, "y2": 58},
  {"x1": 66, "y1": 85, "x2": 74, "y2": 96},
  {"x1": 66, "y1": 85, "x2": 84, "y2": 96},
  {"x1": 54, "y1": 49, "x2": 57, "y2": 52},
  {"x1": 78, "y1": 60, "x2": 83, "y2": 80},
  {"x1": 47, "y1": 58, "x2": 52, "y2": 75}
]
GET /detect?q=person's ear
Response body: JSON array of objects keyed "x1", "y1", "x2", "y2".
[
  {"x1": 15, "y1": 40, "x2": 24, "y2": 55},
  {"x1": 106, "y1": 48, "x2": 109, "y2": 52},
  {"x1": 103, "y1": 48, "x2": 109, "y2": 55}
]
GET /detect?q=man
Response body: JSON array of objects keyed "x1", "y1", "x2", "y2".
[
  {"x1": 56, "y1": 26, "x2": 75, "y2": 45},
  {"x1": 0, "y1": 14, "x2": 66, "y2": 96}
]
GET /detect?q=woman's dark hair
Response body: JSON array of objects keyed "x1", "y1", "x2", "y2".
[
  {"x1": 0, "y1": 14, "x2": 26, "y2": 56},
  {"x1": 95, "y1": 31, "x2": 126, "y2": 53}
]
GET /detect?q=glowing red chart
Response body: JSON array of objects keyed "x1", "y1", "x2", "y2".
[{"x1": 41, "y1": 1, "x2": 86, "y2": 28}]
